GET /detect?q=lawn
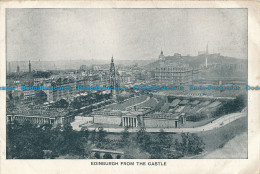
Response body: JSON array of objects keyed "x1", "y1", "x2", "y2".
[
  {"x1": 202, "y1": 132, "x2": 248, "y2": 159},
  {"x1": 197, "y1": 116, "x2": 248, "y2": 152}
]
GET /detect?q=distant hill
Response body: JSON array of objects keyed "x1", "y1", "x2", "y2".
[
  {"x1": 145, "y1": 54, "x2": 248, "y2": 81},
  {"x1": 145, "y1": 54, "x2": 247, "y2": 70}
]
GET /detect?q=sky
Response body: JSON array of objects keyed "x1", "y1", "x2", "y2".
[{"x1": 7, "y1": 8, "x2": 247, "y2": 61}]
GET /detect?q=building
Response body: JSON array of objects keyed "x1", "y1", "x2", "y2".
[
  {"x1": 23, "y1": 90, "x2": 36, "y2": 103},
  {"x1": 91, "y1": 106, "x2": 186, "y2": 128},
  {"x1": 43, "y1": 76, "x2": 77, "y2": 102},
  {"x1": 159, "y1": 50, "x2": 165, "y2": 60},
  {"x1": 55, "y1": 77, "x2": 76, "y2": 101},
  {"x1": 79, "y1": 65, "x2": 87, "y2": 71},
  {"x1": 120, "y1": 71, "x2": 132, "y2": 84},
  {"x1": 92, "y1": 106, "x2": 153, "y2": 128},
  {"x1": 198, "y1": 43, "x2": 209, "y2": 56},
  {"x1": 121, "y1": 111, "x2": 142, "y2": 127},
  {"x1": 17, "y1": 65, "x2": 20, "y2": 73},
  {"x1": 154, "y1": 51, "x2": 193, "y2": 86},
  {"x1": 8, "y1": 62, "x2": 11, "y2": 73},
  {"x1": 92, "y1": 110, "x2": 122, "y2": 125},
  {"x1": 7, "y1": 108, "x2": 74, "y2": 125},
  {"x1": 143, "y1": 112, "x2": 186, "y2": 128},
  {"x1": 89, "y1": 92, "x2": 189, "y2": 128}
]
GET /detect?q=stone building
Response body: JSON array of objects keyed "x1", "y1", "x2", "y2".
[
  {"x1": 143, "y1": 113, "x2": 186, "y2": 128},
  {"x1": 7, "y1": 108, "x2": 74, "y2": 125},
  {"x1": 122, "y1": 112, "x2": 139, "y2": 127},
  {"x1": 92, "y1": 110, "x2": 122, "y2": 125},
  {"x1": 91, "y1": 108, "x2": 151, "y2": 128},
  {"x1": 154, "y1": 51, "x2": 193, "y2": 86}
]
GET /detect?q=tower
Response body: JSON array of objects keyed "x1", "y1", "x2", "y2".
[
  {"x1": 17, "y1": 65, "x2": 20, "y2": 73},
  {"x1": 8, "y1": 62, "x2": 11, "y2": 73},
  {"x1": 206, "y1": 43, "x2": 208, "y2": 68},
  {"x1": 109, "y1": 56, "x2": 117, "y2": 98},
  {"x1": 159, "y1": 50, "x2": 165, "y2": 60},
  {"x1": 29, "y1": 60, "x2": 31, "y2": 73},
  {"x1": 91, "y1": 58, "x2": 94, "y2": 71},
  {"x1": 206, "y1": 43, "x2": 209, "y2": 55}
]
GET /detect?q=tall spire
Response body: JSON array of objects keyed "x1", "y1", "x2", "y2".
[
  {"x1": 8, "y1": 62, "x2": 11, "y2": 73},
  {"x1": 206, "y1": 43, "x2": 208, "y2": 68},
  {"x1": 17, "y1": 65, "x2": 20, "y2": 73},
  {"x1": 109, "y1": 55, "x2": 116, "y2": 98},
  {"x1": 29, "y1": 60, "x2": 31, "y2": 73},
  {"x1": 206, "y1": 43, "x2": 209, "y2": 54}
]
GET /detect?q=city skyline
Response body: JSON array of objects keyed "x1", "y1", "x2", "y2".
[{"x1": 7, "y1": 9, "x2": 247, "y2": 61}]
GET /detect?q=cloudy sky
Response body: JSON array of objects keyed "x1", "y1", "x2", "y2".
[{"x1": 7, "y1": 8, "x2": 247, "y2": 61}]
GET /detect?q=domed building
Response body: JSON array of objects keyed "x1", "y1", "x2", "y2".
[
  {"x1": 158, "y1": 50, "x2": 165, "y2": 60},
  {"x1": 155, "y1": 51, "x2": 193, "y2": 86}
]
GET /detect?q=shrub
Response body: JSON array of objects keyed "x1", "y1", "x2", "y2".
[{"x1": 186, "y1": 112, "x2": 207, "y2": 122}]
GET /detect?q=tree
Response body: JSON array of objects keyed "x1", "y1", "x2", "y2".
[
  {"x1": 6, "y1": 121, "x2": 45, "y2": 159},
  {"x1": 35, "y1": 91, "x2": 47, "y2": 105},
  {"x1": 96, "y1": 128, "x2": 108, "y2": 148},
  {"x1": 154, "y1": 99, "x2": 165, "y2": 112},
  {"x1": 214, "y1": 94, "x2": 247, "y2": 117},
  {"x1": 94, "y1": 152, "x2": 100, "y2": 159},
  {"x1": 59, "y1": 124, "x2": 86, "y2": 156},
  {"x1": 120, "y1": 127, "x2": 130, "y2": 147},
  {"x1": 186, "y1": 112, "x2": 207, "y2": 122},
  {"x1": 174, "y1": 139, "x2": 182, "y2": 152},
  {"x1": 7, "y1": 121, "x2": 89, "y2": 159},
  {"x1": 149, "y1": 130, "x2": 173, "y2": 159},
  {"x1": 187, "y1": 134, "x2": 205, "y2": 154},
  {"x1": 90, "y1": 130, "x2": 97, "y2": 144},
  {"x1": 103, "y1": 153, "x2": 113, "y2": 159},
  {"x1": 8, "y1": 91, "x2": 13, "y2": 101},
  {"x1": 136, "y1": 128, "x2": 152, "y2": 152},
  {"x1": 157, "y1": 129, "x2": 172, "y2": 149},
  {"x1": 80, "y1": 128, "x2": 89, "y2": 141},
  {"x1": 53, "y1": 99, "x2": 69, "y2": 108},
  {"x1": 233, "y1": 94, "x2": 247, "y2": 111},
  {"x1": 175, "y1": 133, "x2": 205, "y2": 156}
]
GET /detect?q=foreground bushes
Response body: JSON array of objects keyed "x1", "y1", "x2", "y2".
[{"x1": 214, "y1": 94, "x2": 247, "y2": 117}]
